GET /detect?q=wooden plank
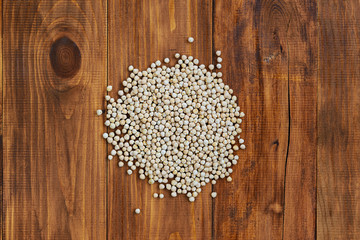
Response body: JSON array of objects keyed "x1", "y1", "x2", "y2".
[
  {"x1": 2, "y1": 1, "x2": 107, "y2": 239},
  {"x1": 0, "y1": 0, "x2": 2, "y2": 238},
  {"x1": 107, "y1": 0, "x2": 212, "y2": 239},
  {"x1": 213, "y1": 0, "x2": 316, "y2": 239},
  {"x1": 283, "y1": 0, "x2": 317, "y2": 239},
  {"x1": 213, "y1": 1, "x2": 288, "y2": 238},
  {"x1": 317, "y1": 0, "x2": 360, "y2": 239}
]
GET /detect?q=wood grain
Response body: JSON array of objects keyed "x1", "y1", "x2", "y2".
[
  {"x1": 213, "y1": 1, "x2": 288, "y2": 238},
  {"x1": 2, "y1": 0, "x2": 360, "y2": 239},
  {"x1": 283, "y1": 0, "x2": 317, "y2": 239},
  {"x1": 2, "y1": 1, "x2": 107, "y2": 239},
  {"x1": 317, "y1": 0, "x2": 360, "y2": 239},
  {"x1": 0, "y1": 0, "x2": 2, "y2": 238},
  {"x1": 107, "y1": 0, "x2": 212, "y2": 239},
  {"x1": 213, "y1": 0, "x2": 317, "y2": 239}
]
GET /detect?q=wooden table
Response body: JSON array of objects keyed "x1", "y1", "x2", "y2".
[{"x1": 2, "y1": 0, "x2": 359, "y2": 239}]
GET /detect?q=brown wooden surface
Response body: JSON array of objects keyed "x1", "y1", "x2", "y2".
[
  {"x1": 317, "y1": 0, "x2": 360, "y2": 239},
  {"x1": 1, "y1": 0, "x2": 359, "y2": 239},
  {"x1": 213, "y1": 0, "x2": 317, "y2": 239},
  {"x1": 2, "y1": 0, "x2": 107, "y2": 239},
  {"x1": 213, "y1": 1, "x2": 289, "y2": 238},
  {"x1": 283, "y1": 0, "x2": 317, "y2": 238},
  {"x1": 107, "y1": 1, "x2": 212, "y2": 239},
  {"x1": 0, "y1": 0, "x2": 2, "y2": 238}
]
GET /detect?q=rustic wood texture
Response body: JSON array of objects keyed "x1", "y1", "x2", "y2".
[
  {"x1": 0, "y1": 0, "x2": 2, "y2": 238},
  {"x1": 213, "y1": 0, "x2": 317, "y2": 239},
  {"x1": 2, "y1": 1, "x2": 107, "y2": 239},
  {"x1": 2, "y1": 0, "x2": 360, "y2": 239},
  {"x1": 317, "y1": 0, "x2": 360, "y2": 239},
  {"x1": 283, "y1": 0, "x2": 317, "y2": 238},
  {"x1": 107, "y1": 1, "x2": 212, "y2": 239}
]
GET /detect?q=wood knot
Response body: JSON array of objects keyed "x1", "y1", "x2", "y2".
[
  {"x1": 50, "y1": 37, "x2": 81, "y2": 78},
  {"x1": 269, "y1": 203, "x2": 283, "y2": 214},
  {"x1": 264, "y1": 52, "x2": 280, "y2": 63},
  {"x1": 169, "y1": 232, "x2": 182, "y2": 240},
  {"x1": 272, "y1": 139, "x2": 279, "y2": 151}
]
